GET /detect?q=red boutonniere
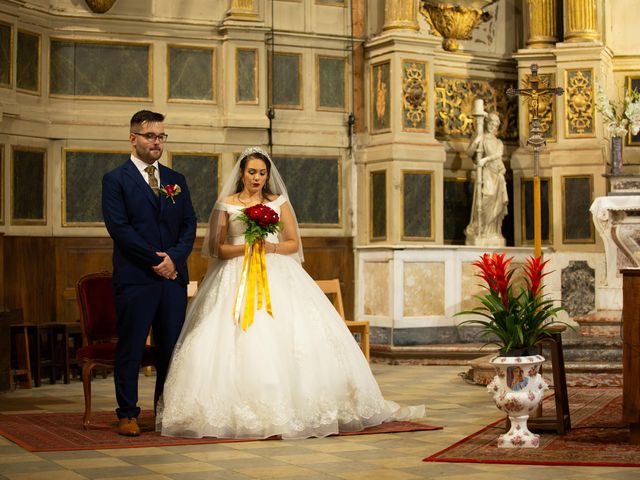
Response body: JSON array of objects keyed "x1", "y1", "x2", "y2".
[{"x1": 159, "y1": 184, "x2": 181, "y2": 204}]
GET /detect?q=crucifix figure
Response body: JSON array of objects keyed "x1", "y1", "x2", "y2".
[{"x1": 507, "y1": 64, "x2": 564, "y2": 258}]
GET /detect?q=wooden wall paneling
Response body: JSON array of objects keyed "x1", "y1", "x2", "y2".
[
  {"x1": 0, "y1": 233, "x2": 4, "y2": 308},
  {"x1": 3, "y1": 236, "x2": 56, "y2": 324},
  {"x1": 301, "y1": 237, "x2": 354, "y2": 319},
  {"x1": 55, "y1": 237, "x2": 114, "y2": 324}
]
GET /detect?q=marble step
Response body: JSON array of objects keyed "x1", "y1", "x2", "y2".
[
  {"x1": 572, "y1": 310, "x2": 622, "y2": 338},
  {"x1": 554, "y1": 336, "x2": 623, "y2": 362}
]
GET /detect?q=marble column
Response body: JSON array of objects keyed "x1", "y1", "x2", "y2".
[
  {"x1": 564, "y1": 0, "x2": 599, "y2": 42},
  {"x1": 227, "y1": 0, "x2": 257, "y2": 19},
  {"x1": 383, "y1": 0, "x2": 419, "y2": 32},
  {"x1": 525, "y1": 0, "x2": 558, "y2": 48}
]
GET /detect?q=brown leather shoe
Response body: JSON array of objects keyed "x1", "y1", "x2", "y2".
[{"x1": 117, "y1": 417, "x2": 140, "y2": 437}]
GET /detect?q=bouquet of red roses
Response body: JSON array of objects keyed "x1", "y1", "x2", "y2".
[
  {"x1": 239, "y1": 204, "x2": 283, "y2": 245},
  {"x1": 233, "y1": 203, "x2": 283, "y2": 331}
]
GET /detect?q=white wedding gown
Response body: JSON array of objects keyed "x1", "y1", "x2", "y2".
[{"x1": 157, "y1": 196, "x2": 425, "y2": 439}]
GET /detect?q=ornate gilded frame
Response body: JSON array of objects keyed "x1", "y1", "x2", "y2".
[
  {"x1": 401, "y1": 169, "x2": 434, "y2": 241},
  {"x1": 561, "y1": 174, "x2": 595, "y2": 244},
  {"x1": 16, "y1": 29, "x2": 41, "y2": 95},
  {"x1": 564, "y1": 68, "x2": 595, "y2": 139},
  {"x1": 11, "y1": 146, "x2": 47, "y2": 226},
  {"x1": 49, "y1": 38, "x2": 153, "y2": 101},
  {"x1": 166, "y1": 44, "x2": 216, "y2": 104},
  {"x1": 401, "y1": 59, "x2": 429, "y2": 133}
]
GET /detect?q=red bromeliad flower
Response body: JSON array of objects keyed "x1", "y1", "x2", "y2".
[
  {"x1": 523, "y1": 256, "x2": 550, "y2": 297},
  {"x1": 473, "y1": 253, "x2": 513, "y2": 308},
  {"x1": 458, "y1": 253, "x2": 568, "y2": 355}
]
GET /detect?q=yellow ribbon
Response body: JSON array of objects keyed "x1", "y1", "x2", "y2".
[{"x1": 232, "y1": 240, "x2": 273, "y2": 331}]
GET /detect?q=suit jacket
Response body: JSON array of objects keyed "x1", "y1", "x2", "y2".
[{"x1": 102, "y1": 159, "x2": 197, "y2": 287}]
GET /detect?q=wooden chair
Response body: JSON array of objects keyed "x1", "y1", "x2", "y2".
[
  {"x1": 76, "y1": 272, "x2": 155, "y2": 428},
  {"x1": 316, "y1": 279, "x2": 370, "y2": 362}
]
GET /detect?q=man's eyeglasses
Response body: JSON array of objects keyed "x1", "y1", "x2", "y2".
[{"x1": 131, "y1": 132, "x2": 168, "y2": 142}]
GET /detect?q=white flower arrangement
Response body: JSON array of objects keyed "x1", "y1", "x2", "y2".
[{"x1": 595, "y1": 82, "x2": 640, "y2": 137}]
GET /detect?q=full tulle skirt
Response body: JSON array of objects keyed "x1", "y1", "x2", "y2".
[{"x1": 157, "y1": 253, "x2": 424, "y2": 439}]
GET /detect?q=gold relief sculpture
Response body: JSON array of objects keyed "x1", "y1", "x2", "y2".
[
  {"x1": 525, "y1": 0, "x2": 557, "y2": 48},
  {"x1": 383, "y1": 0, "x2": 419, "y2": 31},
  {"x1": 434, "y1": 75, "x2": 518, "y2": 140},
  {"x1": 402, "y1": 61, "x2": 428, "y2": 131},
  {"x1": 523, "y1": 72, "x2": 556, "y2": 141},
  {"x1": 420, "y1": 1, "x2": 496, "y2": 52},
  {"x1": 85, "y1": 0, "x2": 117, "y2": 13},
  {"x1": 565, "y1": 69, "x2": 594, "y2": 138},
  {"x1": 376, "y1": 68, "x2": 387, "y2": 123},
  {"x1": 227, "y1": 0, "x2": 258, "y2": 18},
  {"x1": 565, "y1": 0, "x2": 599, "y2": 43}
]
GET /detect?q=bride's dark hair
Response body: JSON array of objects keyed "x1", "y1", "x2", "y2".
[{"x1": 234, "y1": 151, "x2": 275, "y2": 197}]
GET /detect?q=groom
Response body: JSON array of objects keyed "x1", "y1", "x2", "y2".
[{"x1": 102, "y1": 110, "x2": 196, "y2": 436}]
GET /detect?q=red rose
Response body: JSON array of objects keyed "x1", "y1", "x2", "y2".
[{"x1": 164, "y1": 184, "x2": 175, "y2": 195}]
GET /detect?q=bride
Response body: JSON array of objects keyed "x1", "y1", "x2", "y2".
[{"x1": 157, "y1": 146, "x2": 425, "y2": 439}]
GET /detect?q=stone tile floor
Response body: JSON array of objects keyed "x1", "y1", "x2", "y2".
[{"x1": 1, "y1": 364, "x2": 638, "y2": 479}]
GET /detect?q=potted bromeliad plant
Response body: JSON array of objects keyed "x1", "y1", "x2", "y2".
[{"x1": 457, "y1": 252, "x2": 568, "y2": 449}]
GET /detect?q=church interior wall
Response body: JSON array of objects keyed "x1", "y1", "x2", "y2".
[{"x1": 0, "y1": 0, "x2": 638, "y2": 354}]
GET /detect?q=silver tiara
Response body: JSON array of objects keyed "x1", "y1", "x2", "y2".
[{"x1": 239, "y1": 146, "x2": 271, "y2": 162}]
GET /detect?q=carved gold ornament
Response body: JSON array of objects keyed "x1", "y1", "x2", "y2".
[
  {"x1": 85, "y1": 0, "x2": 117, "y2": 13},
  {"x1": 565, "y1": 69, "x2": 594, "y2": 137},
  {"x1": 402, "y1": 62, "x2": 428, "y2": 129},
  {"x1": 420, "y1": 1, "x2": 497, "y2": 52},
  {"x1": 434, "y1": 75, "x2": 518, "y2": 140}
]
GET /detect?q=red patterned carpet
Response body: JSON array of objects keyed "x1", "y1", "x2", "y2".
[
  {"x1": 0, "y1": 410, "x2": 441, "y2": 452},
  {"x1": 424, "y1": 388, "x2": 640, "y2": 467}
]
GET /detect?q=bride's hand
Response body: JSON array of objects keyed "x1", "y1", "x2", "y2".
[{"x1": 265, "y1": 242, "x2": 279, "y2": 254}]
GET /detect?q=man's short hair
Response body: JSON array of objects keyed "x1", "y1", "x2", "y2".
[{"x1": 130, "y1": 110, "x2": 165, "y2": 129}]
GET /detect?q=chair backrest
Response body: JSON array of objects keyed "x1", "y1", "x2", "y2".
[
  {"x1": 315, "y1": 278, "x2": 345, "y2": 320},
  {"x1": 76, "y1": 272, "x2": 118, "y2": 346}
]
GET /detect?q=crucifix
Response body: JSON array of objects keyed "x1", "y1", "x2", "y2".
[{"x1": 507, "y1": 64, "x2": 564, "y2": 258}]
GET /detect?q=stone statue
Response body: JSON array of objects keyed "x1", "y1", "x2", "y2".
[{"x1": 465, "y1": 108, "x2": 509, "y2": 246}]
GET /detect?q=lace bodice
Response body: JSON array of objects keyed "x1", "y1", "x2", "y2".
[{"x1": 222, "y1": 195, "x2": 286, "y2": 245}]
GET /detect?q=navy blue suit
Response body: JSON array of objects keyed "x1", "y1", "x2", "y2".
[{"x1": 102, "y1": 158, "x2": 197, "y2": 419}]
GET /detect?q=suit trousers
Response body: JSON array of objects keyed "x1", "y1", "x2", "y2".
[{"x1": 113, "y1": 279, "x2": 187, "y2": 419}]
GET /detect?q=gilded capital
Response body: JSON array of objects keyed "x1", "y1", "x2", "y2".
[
  {"x1": 564, "y1": 0, "x2": 599, "y2": 42},
  {"x1": 525, "y1": 0, "x2": 557, "y2": 48},
  {"x1": 227, "y1": 0, "x2": 258, "y2": 19},
  {"x1": 383, "y1": 0, "x2": 420, "y2": 32}
]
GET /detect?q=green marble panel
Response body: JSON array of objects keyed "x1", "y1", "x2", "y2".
[
  {"x1": 523, "y1": 178, "x2": 551, "y2": 242},
  {"x1": 172, "y1": 154, "x2": 218, "y2": 225},
  {"x1": 372, "y1": 62, "x2": 390, "y2": 132},
  {"x1": 237, "y1": 49, "x2": 257, "y2": 103},
  {"x1": 0, "y1": 23, "x2": 11, "y2": 86},
  {"x1": 12, "y1": 149, "x2": 45, "y2": 222},
  {"x1": 272, "y1": 53, "x2": 300, "y2": 107},
  {"x1": 563, "y1": 176, "x2": 594, "y2": 242},
  {"x1": 169, "y1": 47, "x2": 213, "y2": 101},
  {"x1": 371, "y1": 171, "x2": 386, "y2": 240},
  {"x1": 443, "y1": 179, "x2": 473, "y2": 244},
  {"x1": 272, "y1": 156, "x2": 339, "y2": 225},
  {"x1": 17, "y1": 31, "x2": 39, "y2": 92},
  {"x1": 318, "y1": 56, "x2": 345, "y2": 110},
  {"x1": 50, "y1": 40, "x2": 149, "y2": 98},
  {"x1": 65, "y1": 151, "x2": 127, "y2": 224},
  {"x1": 403, "y1": 172, "x2": 432, "y2": 238}
]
